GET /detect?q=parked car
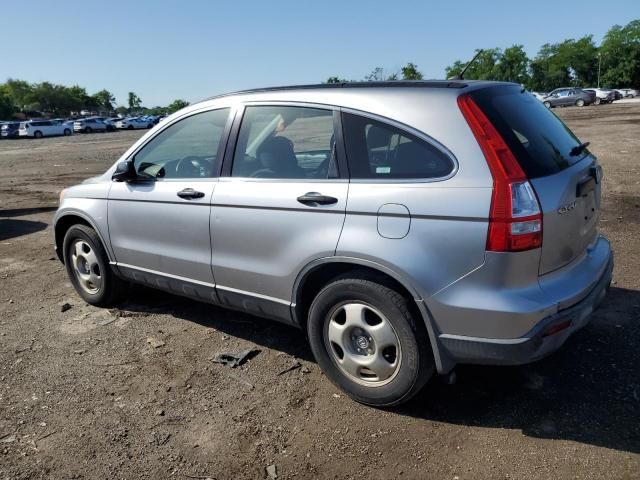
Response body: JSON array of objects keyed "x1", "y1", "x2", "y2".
[
  {"x1": 618, "y1": 88, "x2": 638, "y2": 98},
  {"x1": 584, "y1": 88, "x2": 615, "y2": 105},
  {"x1": 54, "y1": 81, "x2": 612, "y2": 406},
  {"x1": 19, "y1": 119, "x2": 72, "y2": 138},
  {"x1": 542, "y1": 88, "x2": 596, "y2": 108},
  {"x1": 74, "y1": 117, "x2": 109, "y2": 133},
  {"x1": 530, "y1": 91, "x2": 547, "y2": 101},
  {"x1": 115, "y1": 117, "x2": 154, "y2": 129},
  {"x1": 1, "y1": 121, "x2": 21, "y2": 138}
]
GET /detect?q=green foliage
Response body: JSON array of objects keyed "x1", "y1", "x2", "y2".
[
  {"x1": 401, "y1": 63, "x2": 423, "y2": 80},
  {"x1": 93, "y1": 89, "x2": 116, "y2": 110},
  {"x1": 166, "y1": 99, "x2": 189, "y2": 113},
  {"x1": 0, "y1": 89, "x2": 13, "y2": 118},
  {"x1": 128, "y1": 91, "x2": 142, "y2": 110},
  {"x1": 600, "y1": 20, "x2": 640, "y2": 88},
  {"x1": 325, "y1": 76, "x2": 348, "y2": 83}
]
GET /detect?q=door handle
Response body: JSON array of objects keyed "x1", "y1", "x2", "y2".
[
  {"x1": 177, "y1": 188, "x2": 205, "y2": 199},
  {"x1": 297, "y1": 192, "x2": 338, "y2": 206}
]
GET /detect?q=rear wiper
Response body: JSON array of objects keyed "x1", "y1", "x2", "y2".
[{"x1": 570, "y1": 142, "x2": 590, "y2": 157}]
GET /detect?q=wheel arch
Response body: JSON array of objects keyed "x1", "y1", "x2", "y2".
[
  {"x1": 54, "y1": 212, "x2": 112, "y2": 264},
  {"x1": 292, "y1": 257, "x2": 452, "y2": 374}
]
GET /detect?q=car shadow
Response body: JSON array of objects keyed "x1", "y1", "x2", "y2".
[
  {"x1": 0, "y1": 219, "x2": 49, "y2": 241},
  {"x1": 116, "y1": 285, "x2": 640, "y2": 454},
  {"x1": 0, "y1": 206, "x2": 58, "y2": 218}
]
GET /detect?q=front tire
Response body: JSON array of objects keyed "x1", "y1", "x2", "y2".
[
  {"x1": 576, "y1": 98, "x2": 585, "y2": 107},
  {"x1": 127, "y1": 125, "x2": 134, "y2": 130},
  {"x1": 543, "y1": 101, "x2": 551, "y2": 109},
  {"x1": 85, "y1": 126, "x2": 93, "y2": 133},
  {"x1": 63, "y1": 225, "x2": 126, "y2": 307},
  {"x1": 307, "y1": 275, "x2": 434, "y2": 407},
  {"x1": 34, "y1": 130, "x2": 43, "y2": 138},
  {"x1": 63, "y1": 128, "x2": 71, "y2": 136}
]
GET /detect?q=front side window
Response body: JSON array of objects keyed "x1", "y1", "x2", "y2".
[
  {"x1": 133, "y1": 108, "x2": 229, "y2": 179},
  {"x1": 342, "y1": 113, "x2": 454, "y2": 180},
  {"x1": 231, "y1": 106, "x2": 336, "y2": 179}
]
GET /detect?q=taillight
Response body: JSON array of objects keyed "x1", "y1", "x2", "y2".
[{"x1": 458, "y1": 94, "x2": 542, "y2": 252}]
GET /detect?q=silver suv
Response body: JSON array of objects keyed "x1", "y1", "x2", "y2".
[{"x1": 54, "y1": 81, "x2": 613, "y2": 406}]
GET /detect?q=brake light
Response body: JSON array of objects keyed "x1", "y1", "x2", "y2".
[{"x1": 458, "y1": 94, "x2": 542, "y2": 252}]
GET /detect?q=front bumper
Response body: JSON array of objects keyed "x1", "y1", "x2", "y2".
[{"x1": 438, "y1": 253, "x2": 613, "y2": 366}]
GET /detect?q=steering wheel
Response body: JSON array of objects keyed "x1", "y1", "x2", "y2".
[
  {"x1": 175, "y1": 156, "x2": 210, "y2": 178},
  {"x1": 250, "y1": 168, "x2": 276, "y2": 178}
]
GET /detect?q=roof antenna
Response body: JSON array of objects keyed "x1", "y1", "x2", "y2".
[{"x1": 449, "y1": 49, "x2": 484, "y2": 80}]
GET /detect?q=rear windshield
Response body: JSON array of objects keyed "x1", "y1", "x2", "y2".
[{"x1": 470, "y1": 85, "x2": 588, "y2": 178}]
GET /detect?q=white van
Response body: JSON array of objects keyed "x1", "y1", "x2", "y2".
[{"x1": 19, "y1": 120, "x2": 72, "y2": 138}]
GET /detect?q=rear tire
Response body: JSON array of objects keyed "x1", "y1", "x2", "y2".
[
  {"x1": 63, "y1": 128, "x2": 71, "y2": 136},
  {"x1": 307, "y1": 275, "x2": 434, "y2": 407},
  {"x1": 543, "y1": 101, "x2": 551, "y2": 109},
  {"x1": 594, "y1": 97, "x2": 601, "y2": 105},
  {"x1": 63, "y1": 225, "x2": 126, "y2": 307},
  {"x1": 576, "y1": 98, "x2": 585, "y2": 107}
]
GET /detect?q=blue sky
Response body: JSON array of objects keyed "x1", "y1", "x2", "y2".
[{"x1": 1, "y1": 1, "x2": 637, "y2": 106}]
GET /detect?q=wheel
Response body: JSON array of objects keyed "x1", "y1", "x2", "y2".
[
  {"x1": 594, "y1": 97, "x2": 601, "y2": 105},
  {"x1": 127, "y1": 125, "x2": 134, "y2": 130},
  {"x1": 543, "y1": 101, "x2": 551, "y2": 109},
  {"x1": 307, "y1": 275, "x2": 434, "y2": 407},
  {"x1": 575, "y1": 98, "x2": 585, "y2": 107},
  {"x1": 63, "y1": 128, "x2": 71, "y2": 136},
  {"x1": 34, "y1": 130, "x2": 43, "y2": 138},
  {"x1": 63, "y1": 224, "x2": 126, "y2": 307},
  {"x1": 85, "y1": 126, "x2": 93, "y2": 133}
]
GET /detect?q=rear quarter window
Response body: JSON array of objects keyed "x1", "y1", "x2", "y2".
[
  {"x1": 470, "y1": 85, "x2": 587, "y2": 178},
  {"x1": 342, "y1": 113, "x2": 454, "y2": 180}
]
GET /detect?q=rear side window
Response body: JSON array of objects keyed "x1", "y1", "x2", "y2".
[
  {"x1": 342, "y1": 113, "x2": 454, "y2": 180},
  {"x1": 470, "y1": 85, "x2": 586, "y2": 178}
]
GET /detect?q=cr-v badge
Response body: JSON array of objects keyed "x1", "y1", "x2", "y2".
[{"x1": 558, "y1": 200, "x2": 577, "y2": 214}]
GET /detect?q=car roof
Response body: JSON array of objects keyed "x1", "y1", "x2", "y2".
[{"x1": 201, "y1": 80, "x2": 519, "y2": 102}]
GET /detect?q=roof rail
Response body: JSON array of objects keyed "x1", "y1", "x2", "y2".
[{"x1": 201, "y1": 80, "x2": 469, "y2": 102}]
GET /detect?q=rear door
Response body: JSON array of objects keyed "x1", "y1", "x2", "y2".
[
  {"x1": 211, "y1": 104, "x2": 348, "y2": 319},
  {"x1": 471, "y1": 85, "x2": 601, "y2": 274},
  {"x1": 108, "y1": 107, "x2": 231, "y2": 287}
]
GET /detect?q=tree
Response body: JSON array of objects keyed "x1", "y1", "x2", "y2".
[
  {"x1": 92, "y1": 89, "x2": 116, "y2": 111},
  {"x1": 166, "y1": 99, "x2": 189, "y2": 113},
  {"x1": 600, "y1": 20, "x2": 640, "y2": 88},
  {"x1": 3, "y1": 78, "x2": 32, "y2": 111},
  {"x1": 128, "y1": 91, "x2": 142, "y2": 110},
  {"x1": 115, "y1": 106, "x2": 128, "y2": 115},
  {"x1": 325, "y1": 76, "x2": 348, "y2": 83},
  {"x1": 445, "y1": 49, "x2": 502, "y2": 80},
  {"x1": 0, "y1": 87, "x2": 14, "y2": 118},
  {"x1": 401, "y1": 62, "x2": 423, "y2": 80},
  {"x1": 494, "y1": 45, "x2": 530, "y2": 84}
]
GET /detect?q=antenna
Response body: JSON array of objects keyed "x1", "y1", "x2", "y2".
[{"x1": 449, "y1": 49, "x2": 484, "y2": 80}]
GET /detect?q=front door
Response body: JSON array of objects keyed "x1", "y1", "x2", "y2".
[
  {"x1": 108, "y1": 107, "x2": 231, "y2": 295},
  {"x1": 211, "y1": 104, "x2": 348, "y2": 321}
]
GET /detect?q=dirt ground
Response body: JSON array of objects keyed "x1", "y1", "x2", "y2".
[{"x1": 1, "y1": 103, "x2": 639, "y2": 480}]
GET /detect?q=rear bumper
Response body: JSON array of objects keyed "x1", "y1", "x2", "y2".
[{"x1": 438, "y1": 252, "x2": 613, "y2": 366}]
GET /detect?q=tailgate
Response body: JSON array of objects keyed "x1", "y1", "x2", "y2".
[
  {"x1": 531, "y1": 157, "x2": 601, "y2": 274},
  {"x1": 470, "y1": 85, "x2": 602, "y2": 275}
]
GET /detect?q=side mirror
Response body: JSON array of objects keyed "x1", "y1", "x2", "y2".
[{"x1": 112, "y1": 161, "x2": 136, "y2": 182}]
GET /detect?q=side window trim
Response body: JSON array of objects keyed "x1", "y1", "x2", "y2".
[
  {"x1": 220, "y1": 102, "x2": 348, "y2": 181},
  {"x1": 339, "y1": 107, "x2": 458, "y2": 183},
  {"x1": 125, "y1": 106, "x2": 234, "y2": 180}
]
